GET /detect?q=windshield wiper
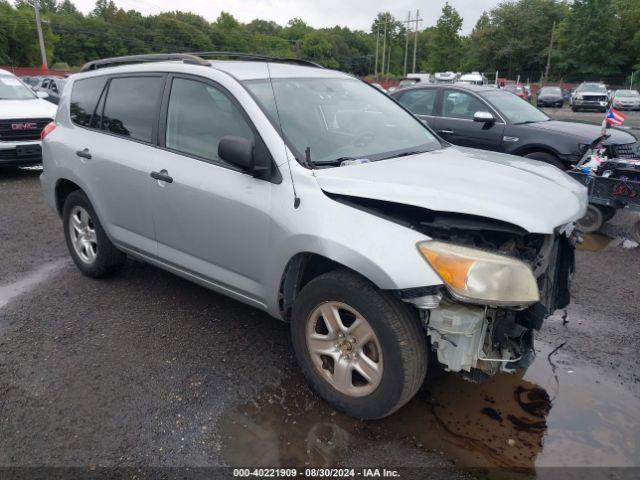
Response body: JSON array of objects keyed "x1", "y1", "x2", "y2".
[
  {"x1": 311, "y1": 156, "x2": 367, "y2": 166},
  {"x1": 379, "y1": 150, "x2": 427, "y2": 160}
]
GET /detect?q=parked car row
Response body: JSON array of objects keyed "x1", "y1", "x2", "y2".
[
  {"x1": 32, "y1": 52, "x2": 593, "y2": 420},
  {"x1": 18, "y1": 75, "x2": 68, "y2": 104}
]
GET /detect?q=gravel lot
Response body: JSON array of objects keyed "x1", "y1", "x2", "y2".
[{"x1": 1, "y1": 109, "x2": 639, "y2": 478}]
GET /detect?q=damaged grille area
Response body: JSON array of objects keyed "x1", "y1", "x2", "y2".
[
  {"x1": 609, "y1": 141, "x2": 640, "y2": 160},
  {"x1": 330, "y1": 193, "x2": 576, "y2": 379},
  {"x1": 329, "y1": 192, "x2": 573, "y2": 313}
]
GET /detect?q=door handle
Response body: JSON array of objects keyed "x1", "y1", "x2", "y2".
[
  {"x1": 150, "y1": 170, "x2": 173, "y2": 184},
  {"x1": 75, "y1": 148, "x2": 92, "y2": 159},
  {"x1": 438, "y1": 129, "x2": 454, "y2": 135}
]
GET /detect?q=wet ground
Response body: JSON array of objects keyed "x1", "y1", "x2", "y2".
[{"x1": 1, "y1": 168, "x2": 639, "y2": 479}]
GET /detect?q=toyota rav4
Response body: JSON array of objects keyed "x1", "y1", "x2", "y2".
[{"x1": 40, "y1": 53, "x2": 588, "y2": 419}]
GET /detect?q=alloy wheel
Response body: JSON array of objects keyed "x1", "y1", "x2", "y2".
[
  {"x1": 68, "y1": 205, "x2": 98, "y2": 264},
  {"x1": 306, "y1": 301, "x2": 383, "y2": 397}
]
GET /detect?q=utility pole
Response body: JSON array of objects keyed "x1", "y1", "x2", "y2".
[
  {"x1": 374, "y1": 24, "x2": 380, "y2": 80},
  {"x1": 32, "y1": 0, "x2": 48, "y2": 70},
  {"x1": 403, "y1": 11, "x2": 411, "y2": 77},
  {"x1": 411, "y1": 9, "x2": 422, "y2": 74},
  {"x1": 387, "y1": 34, "x2": 392, "y2": 76},
  {"x1": 543, "y1": 21, "x2": 556, "y2": 86},
  {"x1": 381, "y1": 20, "x2": 387, "y2": 77}
]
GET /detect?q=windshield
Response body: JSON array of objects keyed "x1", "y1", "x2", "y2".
[
  {"x1": 616, "y1": 90, "x2": 639, "y2": 98},
  {"x1": 540, "y1": 87, "x2": 561, "y2": 95},
  {"x1": 0, "y1": 75, "x2": 36, "y2": 100},
  {"x1": 22, "y1": 77, "x2": 40, "y2": 87},
  {"x1": 578, "y1": 83, "x2": 607, "y2": 93},
  {"x1": 482, "y1": 90, "x2": 549, "y2": 124},
  {"x1": 244, "y1": 77, "x2": 441, "y2": 166}
]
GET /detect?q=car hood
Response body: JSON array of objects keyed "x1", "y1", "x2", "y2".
[
  {"x1": 526, "y1": 120, "x2": 636, "y2": 145},
  {"x1": 314, "y1": 147, "x2": 588, "y2": 234},
  {"x1": 0, "y1": 98, "x2": 57, "y2": 120}
]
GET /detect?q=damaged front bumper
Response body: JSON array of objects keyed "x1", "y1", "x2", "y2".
[{"x1": 402, "y1": 230, "x2": 576, "y2": 379}]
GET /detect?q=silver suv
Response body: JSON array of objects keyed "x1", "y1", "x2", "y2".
[{"x1": 41, "y1": 53, "x2": 587, "y2": 419}]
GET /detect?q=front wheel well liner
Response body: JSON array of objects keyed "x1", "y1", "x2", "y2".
[
  {"x1": 278, "y1": 253, "x2": 379, "y2": 321},
  {"x1": 55, "y1": 178, "x2": 82, "y2": 216}
]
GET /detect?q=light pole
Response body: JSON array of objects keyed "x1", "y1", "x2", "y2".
[
  {"x1": 33, "y1": 0, "x2": 48, "y2": 70},
  {"x1": 374, "y1": 24, "x2": 380, "y2": 80},
  {"x1": 381, "y1": 20, "x2": 387, "y2": 78},
  {"x1": 543, "y1": 21, "x2": 556, "y2": 86},
  {"x1": 411, "y1": 10, "x2": 422, "y2": 74}
]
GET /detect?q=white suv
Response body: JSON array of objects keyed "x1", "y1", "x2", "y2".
[
  {"x1": 40, "y1": 53, "x2": 587, "y2": 419},
  {"x1": 0, "y1": 69, "x2": 57, "y2": 168}
]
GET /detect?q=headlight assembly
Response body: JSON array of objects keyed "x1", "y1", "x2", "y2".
[{"x1": 418, "y1": 240, "x2": 540, "y2": 306}]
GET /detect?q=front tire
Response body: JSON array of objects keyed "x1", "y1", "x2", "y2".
[
  {"x1": 291, "y1": 270, "x2": 427, "y2": 419},
  {"x1": 63, "y1": 190, "x2": 126, "y2": 278}
]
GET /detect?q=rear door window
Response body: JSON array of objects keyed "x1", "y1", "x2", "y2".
[
  {"x1": 101, "y1": 76, "x2": 164, "y2": 143},
  {"x1": 397, "y1": 88, "x2": 437, "y2": 116},
  {"x1": 70, "y1": 77, "x2": 108, "y2": 128}
]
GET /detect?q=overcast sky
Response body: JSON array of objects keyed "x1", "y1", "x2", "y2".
[{"x1": 67, "y1": 0, "x2": 504, "y2": 34}]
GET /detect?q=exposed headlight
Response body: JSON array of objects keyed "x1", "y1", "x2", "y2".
[{"x1": 418, "y1": 241, "x2": 540, "y2": 306}]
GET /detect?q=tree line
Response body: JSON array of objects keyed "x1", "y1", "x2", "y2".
[{"x1": 1, "y1": 0, "x2": 638, "y2": 84}]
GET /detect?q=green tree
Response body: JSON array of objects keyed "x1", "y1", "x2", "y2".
[
  {"x1": 428, "y1": 2, "x2": 463, "y2": 72},
  {"x1": 469, "y1": 0, "x2": 568, "y2": 80},
  {"x1": 556, "y1": 0, "x2": 623, "y2": 79}
]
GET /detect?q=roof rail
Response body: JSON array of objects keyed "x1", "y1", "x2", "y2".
[
  {"x1": 187, "y1": 51, "x2": 323, "y2": 68},
  {"x1": 80, "y1": 53, "x2": 210, "y2": 72}
]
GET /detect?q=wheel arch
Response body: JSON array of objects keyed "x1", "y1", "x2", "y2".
[
  {"x1": 513, "y1": 144, "x2": 562, "y2": 159},
  {"x1": 278, "y1": 252, "x2": 385, "y2": 322},
  {"x1": 55, "y1": 178, "x2": 83, "y2": 216}
]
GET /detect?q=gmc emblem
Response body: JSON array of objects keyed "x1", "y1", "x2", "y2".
[{"x1": 11, "y1": 122, "x2": 38, "y2": 130}]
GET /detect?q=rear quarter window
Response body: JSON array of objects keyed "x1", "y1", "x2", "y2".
[{"x1": 70, "y1": 77, "x2": 108, "y2": 128}]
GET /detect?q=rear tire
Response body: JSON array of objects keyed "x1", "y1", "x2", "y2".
[
  {"x1": 63, "y1": 190, "x2": 126, "y2": 278},
  {"x1": 291, "y1": 270, "x2": 427, "y2": 419},
  {"x1": 524, "y1": 151, "x2": 566, "y2": 170}
]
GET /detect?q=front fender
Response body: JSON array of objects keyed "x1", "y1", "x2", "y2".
[{"x1": 264, "y1": 194, "x2": 444, "y2": 318}]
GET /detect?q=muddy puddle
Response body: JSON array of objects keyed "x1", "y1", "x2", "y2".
[
  {"x1": 219, "y1": 343, "x2": 640, "y2": 477},
  {"x1": 578, "y1": 232, "x2": 639, "y2": 252}
]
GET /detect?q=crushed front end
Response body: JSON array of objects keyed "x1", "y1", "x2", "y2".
[{"x1": 401, "y1": 212, "x2": 577, "y2": 380}]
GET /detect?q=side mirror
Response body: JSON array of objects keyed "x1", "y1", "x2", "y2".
[
  {"x1": 218, "y1": 136, "x2": 271, "y2": 180},
  {"x1": 36, "y1": 91, "x2": 49, "y2": 99},
  {"x1": 473, "y1": 111, "x2": 495, "y2": 123}
]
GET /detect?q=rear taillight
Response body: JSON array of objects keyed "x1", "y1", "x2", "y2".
[{"x1": 41, "y1": 121, "x2": 56, "y2": 140}]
